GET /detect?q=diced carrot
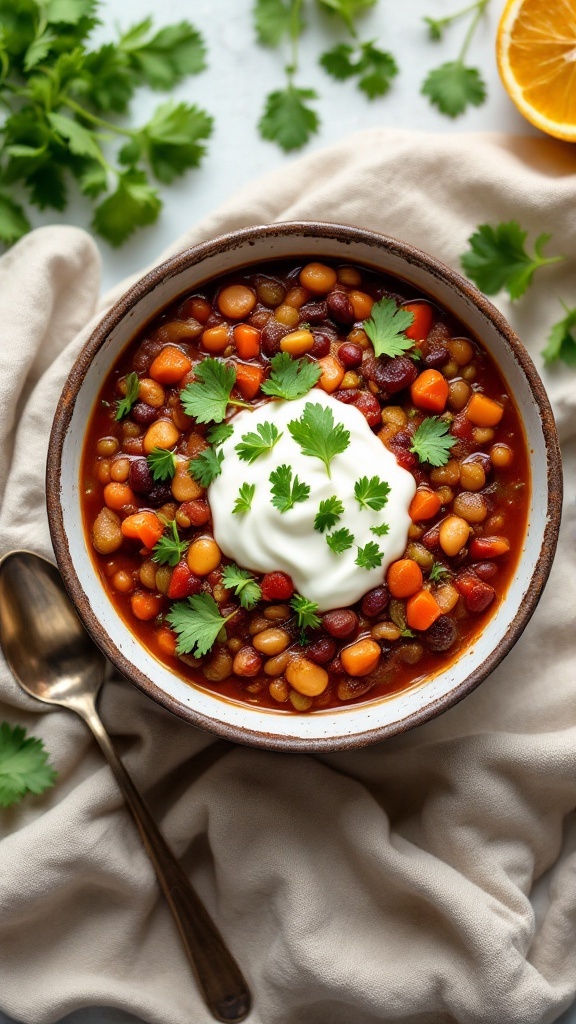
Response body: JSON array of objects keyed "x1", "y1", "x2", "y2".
[
  {"x1": 410, "y1": 369, "x2": 449, "y2": 413},
  {"x1": 103, "y1": 482, "x2": 136, "y2": 511},
  {"x1": 131, "y1": 591, "x2": 163, "y2": 621},
  {"x1": 235, "y1": 362, "x2": 264, "y2": 399},
  {"x1": 403, "y1": 302, "x2": 433, "y2": 342},
  {"x1": 340, "y1": 639, "x2": 381, "y2": 676},
  {"x1": 406, "y1": 589, "x2": 442, "y2": 631},
  {"x1": 469, "y1": 536, "x2": 511, "y2": 559},
  {"x1": 156, "y1": 626, "x2": 177, "y2": 657},
  {"x1": 348, "y1": 290, "x2": 373, "y2": 320},
  {"x1": 409, "y1": 488, "x2": 442, "y2": 522},
  {"x1": 387, "y1": 559, "x2": 424, "y2": 599},
  {"x1": 149, "y1": 345, "x2": 192, "y2": 385},
  {"x1": 234, "y1": 324, "x2": 261, "y2": 360},
  {"x1": 317, "y1": 354, "x2": 345, "y2": 393},
  {"x1": 466, "y1": 393, "x2": 504, "y2": 427},
  {"x1": 121, "y1": 511, "x2": 164, "y2": 549}
]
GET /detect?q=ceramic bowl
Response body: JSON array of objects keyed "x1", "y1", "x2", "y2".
[{"x1": 46, "y1": 222, "x2": 562, "y2": 752}]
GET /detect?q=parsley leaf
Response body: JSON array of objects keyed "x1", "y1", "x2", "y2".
[
  {"x1": 429, "y1": 561, "x2": 451, "y2": 584},
  {"x1": 119, "y1": 101, "x2": 213, "y2": 185},
  {"x1": 115, "y1": 371, "x2": 140, "y2": 421},
  {"x1": 152, "y1": 519, "x2": 189, "y2": 567},
  {"x1": 320, "y1": 41, "x2": 398, "y2": 99},
  {"x1": 254, "y1": 0, "x2": 296, "y2": 45},
  {"x1": 180, "y1": 358, "x2": 250, "y2": 424},
  {"x1": 261, "y1": 352, "x2": 321, "y2": 400},
  {"x1": 0, "y1": 722, "x2": 57, "y2": 808},
  {"x1": 235, "y1": 421, "x2": 282, "y2": 463},
  {"x1": 290, "y1": 593, "x2": 321, "y2": 631},
  {"x1": 326, "y1": 527, "x2": 354, "y2": 554},
  {"x1": 147, "y1": 446, "x2": 176, "y2": 482},
  {"x1": 166, "y1": 594, "x2": 235, "y2": 657},
  {"x1": 287, "y1": 402, "x2": 350, "y2": 477},
  {"x1": 207, "y1": 423, "x2": 234, "y2": 445},
  {"x1": 269, "y1": 464, "x2": 310, "y2": 513},
  {"x1": 221, "y1": 564, "x2": 262, "y2": 610},
  {"x1": 363, "y1": 297, "x2": 415, "y2": 358},
  {"x1": 354, "y1": 475, "x2": 391, "y2": 511},
  {"x1": 259, "y1": 85, "x2": 319, "y2": 152},
  {"x1": 119, "y1": 18, "x2": 207, "y2": 90},
  {"x1": 317, "y1": 0, "x2": 377, "y2": 34},
  {"x1": 410, "y1": 416, "x2": 457, "y2": 467},
  {"x1": 232, "y1": 483, "x2": 256, "y2": 515},
  {"x1": 422, "y1": 62, "x2": 486, "y2": 118},
  {"x1": 189, "y1": 446, "x2": 224, "y2": 487},
  {"x1": 460, "y1": 222, "x2": 565, "y2": 300},
  {"x1": 314, "y1": 496, "x2": 345, "y2": 533},
  {"x1": 355, "y1": 541, "x2": 384, "y2": 570},
  {"x1": 370, "y1": 522, "x2": 390, "y2": 537},
  {"x1": 541, "y1": 302, "x2": 576, "y2": 367},
  {"x1": 92, "y1": 169, "x2": 161, "y2": 247}
]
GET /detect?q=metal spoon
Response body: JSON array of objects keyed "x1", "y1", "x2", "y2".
[{"x1": 0, "y1": 550, "x2": 251, "y2": 1023}]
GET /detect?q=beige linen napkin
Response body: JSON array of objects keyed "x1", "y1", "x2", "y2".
[{"x1": 0, "y1": 129, "x2": 575, "y2": 1024}]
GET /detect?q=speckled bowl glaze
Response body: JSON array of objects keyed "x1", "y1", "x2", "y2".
[{"x1": 46, "y1": 223, "x2": 562, "y2": 752}]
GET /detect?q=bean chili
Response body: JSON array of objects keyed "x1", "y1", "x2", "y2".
[{"x1": 81, "y1": 259, "x2": 529, "y2": 713}]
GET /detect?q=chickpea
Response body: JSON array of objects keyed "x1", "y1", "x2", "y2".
[
  {"x1": 143, "y1": 420, "x2": 179, "y2": 455},
  {"x1": 408, "y1": 523, "x2": 425, "y2": 540},
  {"x1": 269, "y1": 678, "x2": 289, "y2": 702},
  {"x1": 381, "y1": 405, "x2": 408, "y2": 428},
  {"x1": 430, "y1": 459, "x2": 460, "y2": 486},
  {"x1": 171, "y1": 402, "x2": 193, "y2": 432},
  {"x1": 112, "y1": 570, "x2": 134, "y2": 593},
  {"x1": 212, "y1": 583, "x2": 229, "y2": 603},
  {"x1": 97, "y1": 437, "x2": 119, "y2": 457},
  {"x1": 286, "y1": 657, "x2": 329, "y2": 696},
  {"x1": 371, "y1": 622, "x2": 401, "y2": 641},
  {"x1": 473, "y1": 427, "x2": 495, "y2": 444},
  {"x1": 97, "y1": 460, "x2": 111, "y2": 485},
  {"x1": 263, "y1": 604, "x2": 291, "y2": 622},
  {"x1": 289, "y1": 690, "x2": 313, "y2": 711},
  {"x1": 405, "y1": 541, "x2": 434, "y2": 570},
  {"x1": 442, "y1": 359, "x2": 459, "y2": 378},
  {"x1": 340, "y1": 639, "x2": 381, "y2": 677},
  {"x1": 172, "y1": 460, "x2": 204, "y2": 502},
  {"x1": 299, "y1": 262, "x2": 337, "y2": 294},
  {"x1": 280, "y1": 329, "x2": 314, "y2": 356},
  {"x1": 139, "y1": 559, "x2": 157, "y2": 589},
  {"x1": 122, "y1": 421, "x2": 142, "y2": 439},
  {"x1": 202, "y1": 325, "x2": 229, "y2": 353},
  {"x1": 274, "y1": 304, "x2": 300, "y2": 327},
  {"x1": 203, "y1": 646, "x2": 233, "y2": 682},
  {"x1": 187, "y1": 537, "x2": 221, "y2": 576},
  {"x1": 252, "y1": 628, "x2": 290, "y2": 656},
  {"x1": 232, "y1": 647, "x2": 262, "y2": 677},
  {"x1": 264, "y1": 651, "x2": 290, "y2": 676},
  {"x1": 341, "y1": 371, "x2": 360, "y2": 389},
  {"x1": 439, "y1": 515, "x2": 470, "y2": 556},
  {"x1": 490, "y1": 443, "x2": 513, "y2": 468},
  {"x1": 103, "y1": 482, "x2": 136, "y2": 511},
  {"x1": 284, "y1": 286, "x2": 309, "y2": 308},
  {"x1": 459, "y1": 461, "x2": 486, "y2": 491},
  {"x1": 447, "y1": 337, "x2": 474, "y2": 366},
  {"x1": 448, "y1": 379, "x2": 472, "y2": 411},
  {"x1": 155, "y1": 566, "x2": 172, "y2": 595},
  {"x1": 138, "y1": 379, "x2": 165, "y2": 408},
  {"x1": 110, "y1": 457, "x2": 130, "y2": 482},
  {"x1": 131, "y1": 591, "x2": 162, "y2": 621},
  {"x1": 435, "y1": 486, "x2": 454, "y2": 505},
  {"x1": 337, "y1": 266, "x2": 362, "y2": 287},
  {"x1": 398, "y1": 642, "x2": 424, "y2": 665},
  {"x1": 348, "y1": 290, "x2": 373, "y2": 320},
  {"x1": 347, "y1": 327, "x2": 370, "y2": 348},
  {"x1": 435, "y1": 584, "x2": 460, "y2": 614},
  {"x1": 92, "y1": 507, "x2": 123, "y2": 555},
  {"x1": 217, "y1": 284, "x2": 256, "y2": 320},
  {"x1": 486, "y1": 513, "x2": 506, "y2": 532},
  {"x1": 257, "y1": 279, "x2": 286, "y2": 307},
  {"x1": 227, "y1": 637, "x2": 243, "y2": 654},
  {"x1": 461, "y1": 365, "x2": 476, "y2": 382}
]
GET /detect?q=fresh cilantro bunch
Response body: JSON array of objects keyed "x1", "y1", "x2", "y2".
[
  {"x1": 0, "y1": 722, "x2": 57, "y2": 807},
  {"x1": 421, "y1": 0, "x2": 489, "y2": 117},
  {"x1": 0, "y1": 1, "x2": 212, "y2": 246}
]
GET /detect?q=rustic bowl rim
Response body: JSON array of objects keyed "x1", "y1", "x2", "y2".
[{"x1": 46, "y1": 221, "x2": 563, "y2": 752}]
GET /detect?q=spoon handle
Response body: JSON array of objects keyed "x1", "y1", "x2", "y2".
[{"x1": 80, "y1": 702, "x2": 251, "y2": 1023}]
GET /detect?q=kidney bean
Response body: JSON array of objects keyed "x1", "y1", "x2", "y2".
[
  {"x1": 327, "y1": 655, "x2": 343, "y2": 674},
  {"x1": 472, "y1": 560, "x2": 498, "y2": 580},
  {"x1": 455, "y1": 570, "x2": 495, "y2": 613},
  {"x1": 377, "y1": 356, "x2": 418, "y2": 394},
  {"x1": 261, "y1": 318, "x2": 289, "y2": 356},
  {"x1": 180, "y1": 499, "x2": 211, "y2": 527},
  {"x1": 309, "y1": 331, "x2": 331, "y2": 358},
  {"x1": 423, "y1": 347, "x2": 449, "y2": 369},
  {"x1": 323, "y1": 609, "x2": 358, "y2": 638},
  {"x1": 232, "y1": 646, "x2": 262, "y2": 677},
  {"x1": 327, "y1": 290, "x2": 355, "y2": 325},
  {"x1": 353, "y1": 392, "x2": 381, "y2": 426},
  {"x1": 129, "y1": 458, "x2": 154, "y2": 495},
  {"x1": 299, "y1": 301, "x2": 328, "y2": 324},
  {"x1": 422, "y1": 524, "x2": 441, "y2": 550},
  {"x1": 146, "y1": 483, "x2": 173, "y2": 508},
  {"x1": 338, "y1": 342, "x2": 363, "y2": 368},
  {"x1": 132, "y1": 401, "x2": 159, "y2": 425},
  {"x1": 333, "y1": 387, "x2": 358, "y2": 404},
  {"x1": 424, "y1": 615, "x2": 458, "y2": 651},
  {"x1": 305, "y1": 637, "x2": 337, "y2": 665},
  {"x1": 361, "y1": 585, "x2": 389, "y2": 618},
  {"x1": 132, "y1": 338, "x2": 162, "y2": 374}
]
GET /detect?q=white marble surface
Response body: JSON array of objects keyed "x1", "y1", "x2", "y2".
[{"x1": 5, "y1": 2, "x2": 574, "y2": 1023}]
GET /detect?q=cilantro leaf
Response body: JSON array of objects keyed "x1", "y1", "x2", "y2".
[
  {"x1": 0, "y1": 722, "x2": 57, "y2": 808},
  {"x1": 0, "y1": 192, "x2": 30, "y2": 245},
  {"x1": 166, "y1": 594, "x2": 235, "y2": 657},
  {"x1": 259, "y1": 85, "x2": 319, "y2": 152},
  {"x1": 269, "y1": 464, "x2": 310, "y2": 512},
  {"x1": 119, "y1": 18, "x2": 207, "y2": 90},
  {"x1": 429, "y1": 561, "x2": 451, "y2": 583},
  {"x1": 189, "y1": 446, "x2": 224, "y2": 487},
  {"x1": 232, "y1": 483, "x2": 256, "y2": 515},
  {"x1": 422, "y1": 62, "x2": 486, "y2": 118},
  {"x1": 326, "y1": 527, "x2": 354, "y2": 554},
  {"x1": 355, "y1": 541, "x2": 384, "y2": 570},
  {"x1": 254, "y1": 0, "x2": 297, "y2": 45},
  {"x1": 287, "y1": 402, "x2": 350, "y2": 477},
  {"x1": 354, "y1": 475, "x2": 390, "y2": 511},
  {"x1": 314, "y1": 496, "x2": 345, "y2": 533},
  {"x1": 317, "y1": 0, "x2": 377, "y2": 34},
  {"x1": 115, "y1": 371, "x2": 140, "y2": 421},
  {"x1": 370, "y1": 522, "x2": 390, "y2": 537},
  {"x1": 147, "y1": 446, "x2": 176, "y2": 482},
  {"x1": 541, "y1": 303, "x2": 576, "y2": 367},
  {"x1": 180, "y1": 358, "x2": 249, "y2": 424},
  {"x1": 460, "y1": 222, "x2": 565, "y2": 301},
  {"x1": 321, "y1": 41, "x2": 398, "y2": 99},
  {"x1": 363, "y1": 297, "x2": 415, "y2": 358},
  {"x1": 80, "y1": 43, "x2": 134, "y2": 113},
  {"x1": 410, "y1": 416, "x2": 457, "y2": 467},
  {"x1": 261, "y1": 352, "x2": 321, "y2": 400},
  {"x1": 290, "y1": 593, "x2": 321, "y2": 631},
  {"x1": 48, "y1": 110, "x2": 102, "y2": 160},
  {"x1": 235, "y1": 421, "x2": 282, "y2": 464},
  {"x1": 92, "y1": 169, "x2": 161, "y2": 247},
  {"x1": 122, "y1": 101, "x2": 213, "y2": 184},
  {"x1": 152, "y1": 519, "x2": 189, "y2": 567},
  {"x1": 221, "y1": 564, "x2": 262, "y2": 610},
  {"x1": 207, "y1": 423, "x2": 234, "y2": 445}
]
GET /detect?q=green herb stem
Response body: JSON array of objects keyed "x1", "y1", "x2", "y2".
[
  {"x1": 63, "y1": 95, "x2": 138, "y2": 138},
  {"x1": 458, "y1": 0, "x2": 490, "y2": 62}
]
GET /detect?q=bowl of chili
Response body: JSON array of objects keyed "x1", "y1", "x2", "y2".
[{"x1": 46, "y1": 222, "x2": 562, "y2": 751}]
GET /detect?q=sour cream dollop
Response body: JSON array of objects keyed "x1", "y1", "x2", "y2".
[{"x1": 209, "y1": 391, "x2": 416, "y2": 612}]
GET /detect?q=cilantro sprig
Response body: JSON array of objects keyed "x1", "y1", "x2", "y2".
[
  {"x1": 355, "y1": 541, "x2": 384, "y2": 570},
  {"x1": 354, "y1": 475, "x2": 390, "y2": 511},
  {"x1": 429, "y1": 561, "x2": 451, "y2": 584},
  {"x1": 189, "y1": 446, "x2": 224, "y2": 487},
  {"x1": 207, "y1": 423, "x2": 234, "y2": 445},
  {"x1": 541, "y1": 302, "x2": 576, "y2": 367},
  {"x1": 269, "y1": 464, "x2": 310, "y2": 513},
  {"x1": 460, "y1": 221, "x2": 565, "y2": 301},
  {"x1": 314, "y1": 496, "x2": 345, "y2": 533},
  {"x1": 221, "y1": 564, "x2": 262, "y2": 610},
  {"x1": 370, "y1": 522, "x2": 390, "y2": 537},
  {"x1": 235, "y1": 421, "x2": 282, "y2": 463},
  {"x1": 147, "y1": 446, "x2": 176, "y2": 482},
  {"x1": 320, "y1": 40, "x2": 398, "y2": 98},
  {"x1": 421, "y1": 0, "x2": 489, "y2": 118},
  {"x1": 290, "y1": 593, "x2": 321, "y2": 631},
  {"x1": 0, "y1": 5, "x2": 212, "y2": 247},
  {"x1": 410, "y1": 416, "x2": 457, "y2": 467},
  {"x1": 261, "y1": 352, "x2": 321, "y2": 400},
  {"x1": 166, "y1": 594, "x2": 236, "y2": 657},
  {"x1": 115, "y1": 372, "x2": 140, "y2": 421},
  {"x1": 180, "y1": 358, "x2": 251, "y2": 424},
  {"x1": 0, "y1": 722, "x2": 57, "y2": 808},
  {"x1": 363, "y1": 297, "x2": 415, "y2": 358},
  {"x1": 326, "y1": 527, "x2": 354, "y2": 554},
  {"x1": 152, "y1": 519, "x2": 189, "y2": 567},
  {"x1": 232, "y1": 483, "x2": 256, "y2": 515},
  {"x1": 288, "y1": 402, "x2": 350, "y2": 477}
]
